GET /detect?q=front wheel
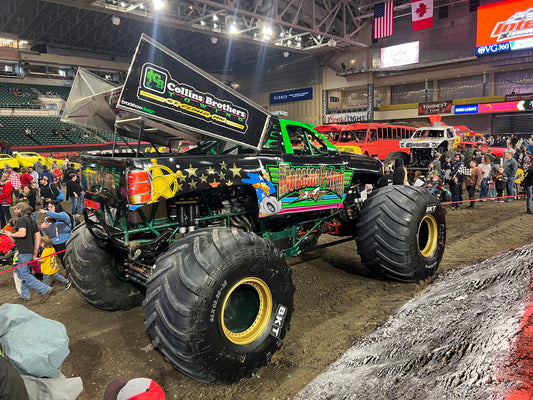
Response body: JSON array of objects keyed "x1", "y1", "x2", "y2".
[
  {"x1": 356, "y1": 185, "x2": 446, "y2": 282},
  {"x1": 64, "y1": 225, "x2": 145, "y2": 311},
  {"x1": 144, "y1": 227, "x2": 295, "y2": 384}
]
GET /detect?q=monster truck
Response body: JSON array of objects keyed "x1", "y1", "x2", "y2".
[
  {"x1": 399, "y1": 117, "x2": 461, "y2": 169},
  {"x1": 61, "y1": 35, "x2": 446, "y2": 384}
]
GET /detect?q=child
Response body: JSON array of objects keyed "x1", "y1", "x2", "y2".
[
  {"x1": 448, "y1": 175, "x2": 462, "y2": 209},
  {"x1": 487, "y1": 178, "x2": 496, "y2": 200},
  {"x1": 39, "y1": 235, "x2": 71, "y2": 289},
  {"x1": 491, "y1": 167, "x2": 507, "y2": 203}
]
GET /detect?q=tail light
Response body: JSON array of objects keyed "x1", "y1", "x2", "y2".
[{"x1": 127, "y1": 170, "x2": 152, "y2": 205}]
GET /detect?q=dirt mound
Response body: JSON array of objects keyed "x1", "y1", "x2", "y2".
[{"x1": 295, "y1": 243, "x2": 533, "y2": 400}]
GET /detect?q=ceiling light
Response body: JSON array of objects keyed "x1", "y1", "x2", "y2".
[
  {"x1": 213, "y1": 14, "x2": 218, "y2": 21},
  {"x1": 283, "y1": 51, "x2": 289, "y2": 58},
  {"x1": 229, "y1": 23, "x2": 238, "y2": 34},
  {"x1": 210, "y1": 36, "x2": 218, "y2": 44},
  {"x1": 153, "y1": 0, "x2": 164, "y2": 9},
  {"x1": 111, "y1": 16, "x2": 120, "y2": 25},
  {"x1": 120, "y1": 1, "x2": 126, "y2": 7},
  {"x1": 200, "y1": 20, "x2": 205, "y2": 26}
]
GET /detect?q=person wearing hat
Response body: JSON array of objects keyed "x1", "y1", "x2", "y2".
[
  {"x1": 5, "y1": 202, "x2": 52, "y2": 302},
  {"x1": 104, "y1": 377, "x2": 165, "y2": 400}
]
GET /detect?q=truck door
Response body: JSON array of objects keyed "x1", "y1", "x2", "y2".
[{"x1": 263, "y1": 122, "x2": 347, "y2": 215}]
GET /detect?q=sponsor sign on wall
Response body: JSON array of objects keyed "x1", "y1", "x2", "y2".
[
  {"x1": 476, "y1": 0, "x2": 533, "y2": 55},
  {"x1": 418, "y1": 100, "x2": 452, "y2": 115},
  {"x1": 270, "y1": 87, "x2": 313, "y2": 104},
  {"x1": 454, "y1": 100, "x2": 533, "y2": 114},
  {"x1": 324, "y1": 112, "x2": 367, "y2": 124}
]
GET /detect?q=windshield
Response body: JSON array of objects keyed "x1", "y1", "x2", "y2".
[{"x1": 412, "y1": 129, "x2": 444, "y2": 139}]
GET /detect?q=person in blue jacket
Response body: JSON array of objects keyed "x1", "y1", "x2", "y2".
[{"x1": 38, "y1": 201, "x2": 72, "y2": 263}]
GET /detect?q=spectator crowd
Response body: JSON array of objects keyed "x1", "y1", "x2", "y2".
[
  {"x1": 390, "y1": 135, "x2": 533, "y2": 215},
  {"x1": 0, "y1": 156, "x2": 84, "y2": 302}
]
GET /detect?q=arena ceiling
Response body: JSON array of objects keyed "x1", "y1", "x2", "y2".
[{"x1": 1, "y1": 0, "x2": 416, "y2": 72}]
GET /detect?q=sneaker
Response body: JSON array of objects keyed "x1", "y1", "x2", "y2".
[
  {"x1": 40, "y1": 287, "x2": 53, "y2": 303},
  {"x1": 65, "y1": 280, "x2": 71, "y2": 290},
  {"x1": 13, "y1": 296, "x2": 30, "y2": 303},
  {"x1": 527, "y1": 209, "x2": 532, "y2": 214}
]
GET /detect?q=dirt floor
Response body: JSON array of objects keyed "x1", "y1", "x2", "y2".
[{"x1": 1, "y1": 195, "x2": 533, "y2": 400}]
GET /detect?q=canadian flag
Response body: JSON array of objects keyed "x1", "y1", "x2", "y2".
[{"x1": 412, "y1": 0, "x2": 433, "y2": 31}]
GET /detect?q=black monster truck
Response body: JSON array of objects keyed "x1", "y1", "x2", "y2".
[{"x1": 62, "y1": 35, "x2": 446, "y2": 384}]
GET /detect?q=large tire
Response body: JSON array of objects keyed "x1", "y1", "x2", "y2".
[
  {"x1": 64, "y1": 225, "x2": 145, "y2": 311},
  {"x1": 356, "y1": 185, "x2": 446, "y2": 282},
  {"x1": 144, "y1": 227, "x2": 295, "y2": 384}
]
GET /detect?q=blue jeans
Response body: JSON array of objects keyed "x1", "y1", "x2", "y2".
[
  {"x1": 526, "y1": 185, "x2": 532, "y2": 211},
  {"x1": 71, "y1": 193, "x2": 84, "y2": 215},
  {"x1": 15, "y1": 253, "x2": 51, "y2": 299},
  {"x1": 506, "y1": 176, "x2": 515, "y2": 198},
  {"x1": 479, "y1": 178, "x2": 489, "y2": 199},
  {"x1": 43, "y1": 271, "x2": 68, "y2": 286}
]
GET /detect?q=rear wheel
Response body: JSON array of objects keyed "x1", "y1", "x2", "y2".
[
  {"x1": 356, "y1": 185, "x2": 446, "y2": 282},
  {"x1": 64, "y1": 225, "x2": 145, "y2": 311},
  {"x1": 144, "y1": 227, "x2": 294, "y2": 384}
]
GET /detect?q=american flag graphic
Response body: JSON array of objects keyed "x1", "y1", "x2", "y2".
[{"x1": 374, "y1": 0, "x2": 394, "y2": 39}]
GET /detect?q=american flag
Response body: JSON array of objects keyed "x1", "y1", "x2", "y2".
[{"x1": 374, "y1": 0, "x2": 394, "y2": 39}]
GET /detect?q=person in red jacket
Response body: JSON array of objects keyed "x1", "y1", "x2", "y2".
[
  {"x1": 19, "y1": 167, "x2": 34, "y2": 187},
  {"x1": 0, "y1": 171, "x2": 13, "y2": 228}
]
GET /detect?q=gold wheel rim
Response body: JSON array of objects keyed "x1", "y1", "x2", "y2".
[
  {"x1": 418, "y1": 214, "x2": 438, "y2": 258},
  {"x1": 220, "y1": 277, "x2": 272, "y2": 345}
]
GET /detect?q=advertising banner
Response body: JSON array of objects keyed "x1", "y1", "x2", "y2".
[
  {"x1": 324, "y1": 112, "x2": 367, "y2": 124},
  {"x1": 270, "y1": 87, "x2": 313, "y2": 104},
  {"x1": 418, "y1": 100, "x2": 452, "y2": 115},
  {"x1": 476, "y1": 0, "x2": 533, "y2": 55},
  {"x1": 118, "y1": 34, "x2": 271, "y2": 150}
]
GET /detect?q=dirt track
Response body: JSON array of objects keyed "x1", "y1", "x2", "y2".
[{"x1": 0, "y1": 196, "x2": 532, "y2": 400}]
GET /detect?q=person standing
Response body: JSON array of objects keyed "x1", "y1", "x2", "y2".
[
  {"x1": 465, "y1": 159, "x2": 483, "y2": 209},
  {"x1": 39, "y1": 165, "x2": 54, "y2": 184},
  {"x1": 449, "y1": 154, "x2": 466, "y2": 207},
  {"x1": 19, "y1": 167, "x2": 34, "y2": 187},
  {"x1": 66, "y1": 173, "x2": 83, "y2": 216},
  {"x1": 6, "y1": 166, "x2": 20, "y2": 202},
  {"x1": 523, "y1": 163, "x2": 533, "y2": 214},
  {"x1": 503, "y1": 150, "x2": 518, "y2": 202},
  {"x1": 33, "y1": 158, "x2": 44, "y2": 174},
  {"x1": 392, "y1": 158, "x2": 408, "y2": 185},
  {"x1": 492, "y1": 166, "x2": 507, "y2": 203},
  {"x1": 478, "y1": 155, "x2": 491, "y2": 201},
  {"x1": 38, "y1": 176, "x2": 59, "y2": 203},
  {"x1": 0, "y1": 171, "x2": 13, "y2": 228},
  {"x1": 5, "y1": 202, "x2": 52, "y2": 302},
  {"x1": 28, "y1": 166, "x2": 39, "y2": 184}
]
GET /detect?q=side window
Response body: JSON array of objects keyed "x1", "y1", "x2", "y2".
[{"x1": 285, "y1": 125, "x2": 328, "y2": 155}]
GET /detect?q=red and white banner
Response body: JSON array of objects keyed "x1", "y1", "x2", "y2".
[{"x1": 412, "y1": 0, "x2": 433, "y2": 31}]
